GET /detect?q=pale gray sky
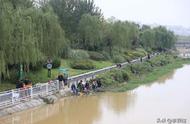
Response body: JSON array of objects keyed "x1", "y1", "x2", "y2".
[{"x1": 94, "y1": 0, "x2": 190, "y2": 27}]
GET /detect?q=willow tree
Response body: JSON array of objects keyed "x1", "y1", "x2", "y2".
[
  {"x1": 0, "y1": 1, "x2": 14, "y2": 80},
  {"x1": 0, "y1": 0, "x2": 66, "y2": 81}
]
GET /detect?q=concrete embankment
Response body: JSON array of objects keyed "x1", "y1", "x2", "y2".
[{"x1": 0, "y1": 88, "x2": 72, "y2": 117}]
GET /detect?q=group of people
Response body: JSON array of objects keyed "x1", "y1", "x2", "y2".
[
  {"x1": 15, "y1": 78, "x2": 33, "y2": 98},
  {"x1": 16, "y1": 78, "x2": 32, "y2": 89},
  {"x1": 15, "y1": 74, "x2": 102, "y2": 97},
  {"x1": 71, "y1": 79, "x2": 102, "y2": 95}
]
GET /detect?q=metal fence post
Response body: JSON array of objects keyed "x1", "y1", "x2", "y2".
[
  {"x1": 56, "y1": 80, "x2": 59, "y2": 91},
  {"x1": 46, "y1": 83, "x2": 48, "y2": 95},
  {"x1": 11, "y1": 89, "x2": 14, "y2": 105},
  {"x1": 92, "y1": 74, "x2": 95, "y2": 79},
  {"x1": 31, "y1": 87, "x2": 33, "y2": 99}
]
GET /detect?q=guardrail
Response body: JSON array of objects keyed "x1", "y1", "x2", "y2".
[
  {"x1": 0, "y1": 80, "x2": 60, "y2": 110},
  {"x1": 0, "y1": 52, "x2": 160, "y2": 110}
]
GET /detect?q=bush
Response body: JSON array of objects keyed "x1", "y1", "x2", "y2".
[
  {"x1": 88, "y1": 51, "x2": 106, "y2": 61},
  {"x1": 30, "y1": 61, "x2": 43, "y2": 71},
  {"x1": 124, "y1": 50, "x2": 146, "y2": 60},
  {"x1": 68, "y1": 49, "x2": 89, "y2": 60},
  {"x1": 132, "y1": 51, "x2": 145, "y2": 57},
  {"x1": 98, "y1": 74, "x2": 115, "y2": 86},
  {"x1": 132, "y1": 62, "x2": 152, "y2": 74},
  {"x1": 52, "y1": 58, "x2": 61, "y2": 68},
  {"x1": 8, "y1": 69, "x2": 18, "y2": 82},
  {"x1": 101, "y1": 51, "x2": 111, "y2": 60},
  {"x1": 97, "y1": 69, "x2": 130, "y2": 86},
  {"x1": 111, "y1": 70, "x2": 124, "y2": 82},
  {"x1": 121, "y1": 70, "x2": 130, "y2": 81},
  {"x1": 149, "y1": 55, "x2": 173, "y2": 67},
  {"x1": 112, "y1": 55, "x2": 126, "y2": 63},
  {"x1": 122, "y1": 54, "x2": 132, "y2": 61},
  {"x1": 70, "y1": 59, "x2": 95, "y2": 70},
  {"x1": 136, "y1": 48, "x2": 148, "y2": 55}
]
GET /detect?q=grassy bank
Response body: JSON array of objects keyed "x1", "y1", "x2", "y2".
[
  {"x1": 0, "y1": 59, "x2": 113, "y2": 92},
  {"x1": 98, "y1": 55, "x2": 190, "y2": 92},
  {"x1": 27, "y1": 59, "x2": 113, "y2": 83},
  {"x1": 0, "y1": 49, "x2": 146, "y2": 92}
]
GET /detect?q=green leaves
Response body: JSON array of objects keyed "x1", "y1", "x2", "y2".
[
  {"x1": 0, "y1": 0, "x2": 66, "y2": 76},
  {"x1": 140, "y1": 26, "x2": 176, "y2": 51},
  {"x1": 78, "y1": 14, "x2": 103, "y2": 50},
  {"x1": 49, "y1": 0, "x2": 102, "y2": 41}
]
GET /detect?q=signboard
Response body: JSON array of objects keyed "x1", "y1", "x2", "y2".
[{"x1": 47, "y1": 63, "x2": 52, "y2": 69}]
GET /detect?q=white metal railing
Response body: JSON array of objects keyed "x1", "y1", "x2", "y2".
[
  {"x1": 0, "y1": 53, "x2": 160, "y2": 110},
  {"x1": 0, "y1": 80, "x2": 60, "y2": 110}
]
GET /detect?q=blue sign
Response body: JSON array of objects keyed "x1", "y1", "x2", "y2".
[{"x1": 47, "y1": 63, "x2": 52, "y2": 69}]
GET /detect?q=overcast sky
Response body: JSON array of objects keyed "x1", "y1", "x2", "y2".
[{"x1": 94, "y1": 0, "x2": 190, "y2": 27}]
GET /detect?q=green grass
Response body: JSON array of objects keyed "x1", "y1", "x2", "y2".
[
  {"x1": 0, "y1": 82, "x2": 15, "y2": 92},
  {"x1": 27, "y1": 59, "x2": 113, "y2": 83},
  {"x1": 1, "y1": 56, "x2": 190, "y2": 92},
  {"x1": 116, "y1": 58, "x2": 190, "y2": 92},
  {"x1": 0, "y1": 59, "x2": 113, "y2": 91}
]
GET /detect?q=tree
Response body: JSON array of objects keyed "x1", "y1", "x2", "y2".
[
  {"x1": 49, "y1": 0, "x2": 102, "y2": 46},
  {"x1": 0, "y1": 0, "x2": 66, "y2": 80},
  {"x1": 102, "y1": 20, "x2": 140, "y2": 56},
  {"x1": 78, "y1": 14, "x2": 104, "y2": 51},
  {"x1": 154, "y1": 26, "x2": 176, "y2": 51},
  {"x1": 140, "y1": 29, "x2": 155, "y2": 50}
]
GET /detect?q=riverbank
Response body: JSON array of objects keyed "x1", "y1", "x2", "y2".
[
  {"x1": 99, "y1": 55, "x2": 190, "y2": 92},
  {"x1": 1, "y1": 54, "x2": 189, "y2": 117},
  {"x1": 0, "y1": 49, "x2": 146, "y2": 92}
]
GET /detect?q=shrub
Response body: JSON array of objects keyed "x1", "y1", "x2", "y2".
[
  {"x1": 136, "y1": 48, "x2": 148, "y2": 55},
  {"x1": 8, "y1": 69, "x2": 18, "y2": 82},
  {"x1": 97, "y1": 69, "x2": 130, "y2": 86},
  {"x1": 122, "y1": 54, "x2": 132, "y2": 61},
  {"x1": 112, "y1": 55, "x2": 126, "y2": 63},
  {"x1": 132, "y1": 62, "x2": 152, "y2": 74},
  {"x1": 98, "y1": 74, "x2": 115, "y2": 86},
  {"x1": 70, "y1": 60, "x2": 95, "y2": 70},
  {"x1": 88, "y1": 51, "x2": 106, "y2": 61},
  {"x1": 68, "y1": 49, "x2": 89, "y2": 60},
  {"x1": 124, "y1": 50, "x2": 146, "y2": 60},
  {"x1": 111, "y1": 70, "x2": 124, "y2": 82},
  {"x1": 30, "y1": 61, "x2": 43, "y2": 71},
  {"x1": 101, "y1": 51, "x2": 111, "y2": 60},
  {"x1": 150, "y1": 55, "x2": 173, "y2": 67},
  {"x1": 132, "y1": 51, "x2": 145, "y2": 57},
  {"x1": 52, "y1": 58, "x2": 61, "y2": 68},
  {"x1": 121, "y1": 70, "x2": 130, "y2": 81}
]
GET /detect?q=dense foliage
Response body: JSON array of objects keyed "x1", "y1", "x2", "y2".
[
  {"x1": 97, "y1": 54, "x2": 177, "y2": 86},
  {"x1": 70, "y1": 59, "x2": 95, "y2": 70},
  {"x1": 0, "y1": 0, "x2": 176, "y2": 81}
]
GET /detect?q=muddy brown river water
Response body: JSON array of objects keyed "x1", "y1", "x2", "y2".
[{"x1": 0, "y1": 65, "x2": 190, "y2": 124}]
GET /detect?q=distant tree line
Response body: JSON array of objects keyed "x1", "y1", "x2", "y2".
[{"x1": 0, "y1": 0, "x2": 176, "y2": 80}]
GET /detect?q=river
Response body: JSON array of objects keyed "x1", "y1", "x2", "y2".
[{"x1": 0, "y1": 65, "x2": 190, "y2": 124}]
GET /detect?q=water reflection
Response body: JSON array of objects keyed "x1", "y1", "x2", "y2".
[
  {"x1": 0, "y1": 102, "x2": 61, "y2": 124},
  {"x1": 101, "y1": 92, "x2": 136, "y2": 114},
  {"x1": 0, "y1": 92, "x2": 137, "y2": 124},
  {"x1": 156, "y1": 70, "x2": 175, "y2": 84}
]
